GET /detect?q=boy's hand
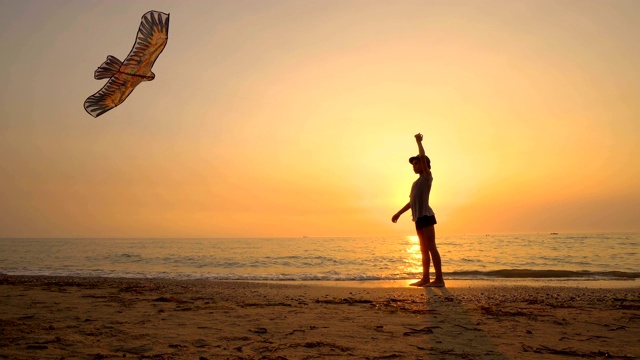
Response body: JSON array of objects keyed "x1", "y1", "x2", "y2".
[{"x1": 414, "y1": 133, "x2": 423, "y2": 142}]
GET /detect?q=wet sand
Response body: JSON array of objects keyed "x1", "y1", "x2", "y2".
[{"x1": 1, "y1": 275, "x2": 639, "y2": 359}]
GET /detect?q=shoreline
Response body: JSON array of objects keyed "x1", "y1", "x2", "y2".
[
  {"x1": 271, "y1": 278, "x2": 640, "y2": 289},
  {"x1": 1, "y1": 274, "x2": 639, "y2": 359},
  {"x1": 3, "y1": 272, "x2": 637, "y2": 289}
]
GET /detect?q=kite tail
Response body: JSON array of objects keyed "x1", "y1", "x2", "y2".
[{"x1": 94, "y1": 55, "x2": 123, "y2": 80}]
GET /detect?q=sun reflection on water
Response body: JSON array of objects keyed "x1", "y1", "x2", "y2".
[{"x1": 403, "y1": 235, "x2": 423, "y2": 275}]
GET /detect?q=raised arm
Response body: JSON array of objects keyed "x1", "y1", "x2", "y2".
[{"x1": 415, "y1": 133, "x2": 431, "y2": 177}]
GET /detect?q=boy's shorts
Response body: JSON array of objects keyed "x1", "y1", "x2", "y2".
[{"x1": 415, "y1": 215, "x2": 437, "y2": 230}]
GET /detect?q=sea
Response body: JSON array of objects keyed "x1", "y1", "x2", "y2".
[{"x1": 1, "y1": 233, "x2": 638, "y2": 288}]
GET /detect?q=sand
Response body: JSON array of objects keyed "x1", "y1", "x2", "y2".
[{"x1": 0, "y1": 275, "x2": 638, "y2": 359}]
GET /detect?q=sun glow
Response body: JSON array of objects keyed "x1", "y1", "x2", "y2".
[{"x1": 1, "y1": 1, "x2": 639, "y2": 237}]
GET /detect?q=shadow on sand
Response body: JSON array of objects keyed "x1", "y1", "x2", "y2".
[{"x1": 413, "y1": 286, "x2": 511, "y2": 359}]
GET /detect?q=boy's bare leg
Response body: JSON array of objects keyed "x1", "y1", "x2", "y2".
[
  {"x1": 410, "y1": 229, "x2": 431, "y2": 286},
  {"x1": 422, "y1": 226, "x2": 445, "y2": 287}
]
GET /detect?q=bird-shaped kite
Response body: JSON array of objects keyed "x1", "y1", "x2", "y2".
[{"x1": 84, "y1": 10, "x2": 170, "y2": 118}]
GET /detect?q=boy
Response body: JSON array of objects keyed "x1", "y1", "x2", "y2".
[{"x1": 392, "y1": 133, "x2": 445, "y2": 287}]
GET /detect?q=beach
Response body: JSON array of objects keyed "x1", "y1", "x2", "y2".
[{"x1": 1, "y1": 275, "x2": 638, "y2": 359}]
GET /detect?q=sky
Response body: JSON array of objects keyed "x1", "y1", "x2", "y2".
[{"x1": 1, "y1": 0, "x2": 639, "y2": 238}]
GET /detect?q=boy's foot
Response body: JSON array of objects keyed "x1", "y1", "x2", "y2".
[
  {"x1": 424, "y1": 280, "x2": 445, "y2": 288},
  {"x1": 410, "y1": 279, "x2": 430, "y2": 287}
]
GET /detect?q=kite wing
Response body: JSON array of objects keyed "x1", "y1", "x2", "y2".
[
  {"x1": 121, "y1": 10, "x2": 170, "y2": 70},
  {"x1": 84, "y1": 10, "x2": 170, "y2": 118}
]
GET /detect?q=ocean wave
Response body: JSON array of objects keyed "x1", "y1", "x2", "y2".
[{"x1": 448, "y1": 269, "x2": 640, "y2": 279}]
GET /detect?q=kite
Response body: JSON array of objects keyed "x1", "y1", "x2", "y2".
[{"x1": 84, "y1": 10, "x2": 170, "y2": 118}]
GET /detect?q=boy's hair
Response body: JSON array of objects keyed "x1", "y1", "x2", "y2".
[{"x1": 409, "y1": 155, "x2": 431, "y2": 170}]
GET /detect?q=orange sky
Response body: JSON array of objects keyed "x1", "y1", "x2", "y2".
[{"x1": 1, "y1": 0, "x2": 639, "y2": 238}]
